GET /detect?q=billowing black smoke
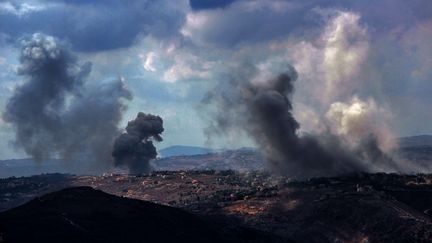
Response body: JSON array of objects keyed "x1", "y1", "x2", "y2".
[
  {"x1": 112, "y1": 112, "x2": 164, "y2": 174},
  {"x1": 203, "y1": 64, "x2": 396, "y2": 178},
  {"x1": 3, "y1": 33, "x2": 132, "y2": 173}
]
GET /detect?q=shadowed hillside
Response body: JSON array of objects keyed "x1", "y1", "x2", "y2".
[{"x1": 0, "y1": 186, "x2": 283, "y2": 243}]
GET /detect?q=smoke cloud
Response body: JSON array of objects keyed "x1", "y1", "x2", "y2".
[
  {"x1": 203, "y1": 63, "x2": 403, "y2": 178},
  {"x1": 326, "y1": 97, "x2": 395, "y2": 152},
  {"x1": 324, "y1": 97, "x2": 415, "y2": 172},
  {"x1": 112, "y1": 112, "x2": 164, "y2": 174},
  {"x1": 3, "y1": 33, "x2": 132, "y2": 173}
]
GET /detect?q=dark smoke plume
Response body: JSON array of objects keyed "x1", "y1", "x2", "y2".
[
  {"x1": 203, "y1": 64, "x2": 396, "y2": 178},
  {"x1": 112, "y1": 112, "x2": 164, "y2": 174},
  {"x1": 3, "y1": 33, "x2": 132, "y2": 173}
]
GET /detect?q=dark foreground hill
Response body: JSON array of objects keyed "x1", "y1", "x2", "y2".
[
  {"x1": 2, "y1": 172, "x2": 432, "y2": 242},
  {"x1": 0, "y1": 186, "x2": 282, "y2": 243}
]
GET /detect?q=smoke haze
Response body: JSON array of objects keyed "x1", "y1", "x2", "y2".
[
  {"x1": 203, "y1": 63, "x2": 406, "y2": 178},
  {"x1": 3, "y1": 33, "x2": 132, "y2": 173}
]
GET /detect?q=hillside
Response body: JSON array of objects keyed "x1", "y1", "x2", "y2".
[
  {"x1": 0, "y1": 186, "x2": 281, "y2": 243},
  {"x1": 2, "y1": 136, "x2": 432, "y2": 178},
  {"x1": 0, "y1": 159, "x2": 67, "y2": 178},
  {"x1": 158, "y1": 145, "x2": 214, "y2": 157},
  {"x1": 399, "y1": 135, "x2": 432, "y2": 147},
  {"x1": 154, "y1": 147, "x2": 263, "y2": 171},
  {"x1": 2, "y1": 173, "x2": 432, "y2": 242}
]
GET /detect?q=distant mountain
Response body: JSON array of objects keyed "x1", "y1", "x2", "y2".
[
  {"x1": 0, "y1": 159, "x2": 67, "y2": 178},
  {"x1": 398, "y1": 135, "x2": 432, "y2": 147},
  {"x1": 0, "y1": 158, "x2": 119, "y2": 178},
  {"x1": 154, "y1": 147, "x2": 263, "y2": 171},
  {"x1": 158, "y1": 145, "x2": 214, "y2": 157}
]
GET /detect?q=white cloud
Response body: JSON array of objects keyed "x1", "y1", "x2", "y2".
[
  {"x1": 0, "y1": 1, "x2": 50, "y2": 17},
  {"x1": 163, "y1": 62, "x2": 210, "y2": 83},
  {"x1": 134, "y1": 36, "x2": 215, "y2": 83},
  {"x1": 141, "y1": 52, "x2": 157, "y2": 72},
  {"x1": 180, "y1": 12, "x2": 209, "y2": 45}
]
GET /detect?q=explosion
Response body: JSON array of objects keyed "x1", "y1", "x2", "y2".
[
  {"x1": 203, "y1": 63, "x2": 401, "y2": 178},
  {"x1": 112, "y1": 112, "x2": 164, "y2": 174},
  {"x1": 3, "y1": 33, "x2": 132, "y2": 173}
]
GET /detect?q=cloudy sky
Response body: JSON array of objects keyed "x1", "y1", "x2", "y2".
[{"x1": 0, "y1": 0, "x2": 431, "y2": 160}]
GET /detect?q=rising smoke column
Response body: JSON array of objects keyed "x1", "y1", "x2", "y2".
[
  {"x1": 325, "y1": 97, "x2": 404, "y2": 172},
  {"x1": 112, "y1": 112, "x2": 164, "y2": 174},
  {"x1": 203, "y1": 64, "x2": 399, "y2": 178},
  {"x1": 3, "y1": 33, "x2": 132, "y2": 173}
]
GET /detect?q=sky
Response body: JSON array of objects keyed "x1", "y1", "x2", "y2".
[{"x1": 0, "y1": 0, "x2": 431, "y2": 160}]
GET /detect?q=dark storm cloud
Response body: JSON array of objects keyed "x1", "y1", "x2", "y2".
[
  {"x1": 182, "y1": 0, "x2": 432, "y2": 48},
  {"x1": 3, "y1": 33, "x2": 132, "y2": 173},
  {"x1": 189, "y1": 0, "x2": 235, "y2": 10},
  {"x1": 112, "y1": 112, "x2": 164, "y2": 174},
  {"x1": 0, "y1": 0, "x2": 185, "y2": 52},
  {"x1": 2, "y1": 0, "x2": 430, "y2": 52}
]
